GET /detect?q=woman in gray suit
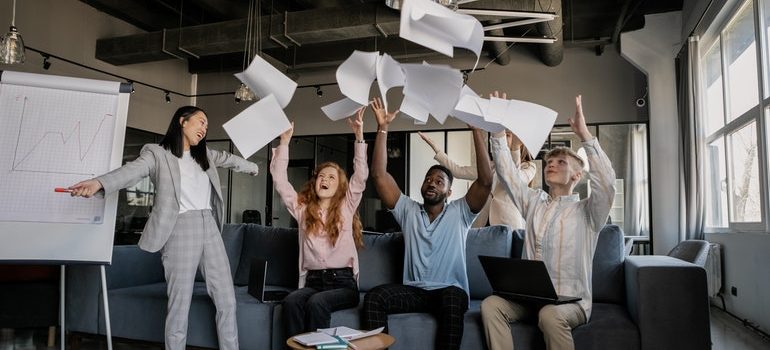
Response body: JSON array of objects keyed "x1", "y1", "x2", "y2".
[{"x1": 69, "y1": 106, "x2": 258, "y2": 350}]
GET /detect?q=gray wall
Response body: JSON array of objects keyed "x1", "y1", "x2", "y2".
[{"x1": 0, "y1": 0, "x2": 193, "y2": 134}]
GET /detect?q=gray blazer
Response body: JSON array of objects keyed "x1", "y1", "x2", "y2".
[{"x1": 97, "y1": 144, "x2": 259, "y2": 252}]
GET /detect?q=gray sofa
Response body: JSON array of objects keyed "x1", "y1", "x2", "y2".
[{"x1": 66, "y1": 223, "x2": 711, "y2": 350}]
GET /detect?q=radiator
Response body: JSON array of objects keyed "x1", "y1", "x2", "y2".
[{"x1": 705, "y1": 243, "x2": 723, "y2": 297}]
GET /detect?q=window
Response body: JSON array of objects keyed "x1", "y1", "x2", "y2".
[{"x1": 699, "y1": 0, "x2": 768, "y2": 232}]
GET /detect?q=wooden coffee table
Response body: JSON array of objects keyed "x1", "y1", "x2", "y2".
[{"x1": 286, "y1": 332, "x2": 395, "y2": 350}]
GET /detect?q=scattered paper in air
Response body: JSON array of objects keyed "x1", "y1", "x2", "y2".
[
  {"x1": 235, "y1": 55, "x2": 297, "y2": 108},
  {"x1": 376, "y1": 53, "x2": 406, "y2": 110},
  {"x1": 399, "y1": 0, "x2": 484, "y2": 64},
  {"x1": 321, "y1": 97, "x2": 364, "y2": 121},
  {"x1": 401, "y1": 63, "x2": 463, "y2": 124},
  {"x1": 223, "y1": 94, "x2": 291, "y2": 158},
  {"x1": 451, "y1": 85, "x2": 505, "y2": 133},
  {"x1": 337, "y1": 50, "x2": 379, "y2": 105}
]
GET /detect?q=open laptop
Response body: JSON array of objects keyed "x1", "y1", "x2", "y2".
[
  {"x1": 248, "y1": 258, "x2": 290, "y2": 302},
  {"x1": 478, "y1": 255, "x2": 581, "y2": 305}
]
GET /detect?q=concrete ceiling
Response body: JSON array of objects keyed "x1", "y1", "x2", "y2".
[{"x1": 81, "y1": 0, "x2": 683, "y2": 74}]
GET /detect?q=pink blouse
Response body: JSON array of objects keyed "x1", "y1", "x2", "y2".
[{"x1": 269, "y1": 142, "x2": 368, "y2": 288}]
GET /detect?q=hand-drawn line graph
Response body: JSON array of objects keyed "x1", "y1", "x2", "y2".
[
  {"x1": 6, "y1": 94, "x2": 115, "y2": 177},
  {"x1": 0, "y1": 85, "x2": 118, "y2": 225},
  {"x1": 10, "y1": 96, "x2": 113, "y2": 176}
]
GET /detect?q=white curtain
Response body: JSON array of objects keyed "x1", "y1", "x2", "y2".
[
  {"x1": 626, "y1": 124, "x2": 650, "y2": 236},
  {"x1": 678, "y1": 36, "x2": 706, "y2": 240}
]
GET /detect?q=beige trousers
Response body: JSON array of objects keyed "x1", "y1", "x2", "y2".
[{"x1": 481, "y1": 295, "x2": 586, "y2": 350}]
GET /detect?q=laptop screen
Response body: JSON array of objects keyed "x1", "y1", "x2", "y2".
[{"x1": 247, "y1": 258, "x2": 268, "y2": 300}]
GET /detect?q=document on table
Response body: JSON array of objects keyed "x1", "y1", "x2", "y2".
[
  {"x1": 317, "y1": 326, "x2": 385, "y2": 341},
  {"x1": 222, "y1": 94, "x2": 291, "y2": 158},
  {"x1": 234, "y1": 55, "x2": 297, "y2": 108}
]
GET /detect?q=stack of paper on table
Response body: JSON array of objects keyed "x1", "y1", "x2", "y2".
[{"x1": 317, "y1": 326, "x2": 385, "y2": 341}]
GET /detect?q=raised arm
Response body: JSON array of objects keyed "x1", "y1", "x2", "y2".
[
  {"x1": 418, "y1": 132, "x2": 478, "y2": 180},
  {"x1": 464, "y1": 127, "x2": 493, "y2": 213},
  {"x1": 345, "y1": 107, "x2": 369, "y2": 211},
  {"x1": 370, "y1": 97, "x2": 401, "y2": 209},
  {"x1": 570, "y1": 95, "x2": 616, "y2": 231},
  {"x1": 269, "y1": 122, "x2": 301, "y2": 218}
]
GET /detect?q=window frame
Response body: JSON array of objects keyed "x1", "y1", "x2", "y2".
[{"x1": 699, "y1": 0, "x2": 770, "y2": 233}]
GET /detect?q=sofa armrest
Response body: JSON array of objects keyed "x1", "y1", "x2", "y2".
[
  {"x1": 624, "y1": 256, "x2": 710, "y2": 350},
  {"x1": 106, "y1": 245, "x2": 165, "y2": 290}
]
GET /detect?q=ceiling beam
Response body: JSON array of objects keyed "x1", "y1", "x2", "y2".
[{"x1": 96, "y1": 4, "x2": 400, "y2": 65}]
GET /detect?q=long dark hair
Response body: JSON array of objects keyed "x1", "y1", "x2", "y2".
[{"x1": 159, "y1": 106, "x2": 210, "y2": 171}]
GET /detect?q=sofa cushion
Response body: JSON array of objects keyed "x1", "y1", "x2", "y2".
[
  {"x1": 358, "y1": 232, "x2": 404, "y2": 292},
  {"x1": 592, "y1": 225, "x2": 625, "y2": 304},
  {"x1": 466, "y1": 225, "x2": 513, "y2": 299},
  {"x1": 107, "y1": 246, "x2": 164, "y2": 290},
  {"x1": 234, "y1": 224, "x2": 299, "y2": 287},
  {"x1": 573, "y1": 302, "x2": 640, "y2": 350}
]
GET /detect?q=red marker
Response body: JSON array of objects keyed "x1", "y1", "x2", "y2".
[{"x1": 54, "y1": 187, "x2": 72, "y2": 193}]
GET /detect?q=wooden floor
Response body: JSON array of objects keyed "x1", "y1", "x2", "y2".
[{"x1": 1, "y1": 306, "x2": 768, "y2": 349}]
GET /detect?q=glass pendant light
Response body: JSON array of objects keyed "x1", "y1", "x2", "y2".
[{"x1": 0, "y1": 0, "x2": 25, "y2": 64}]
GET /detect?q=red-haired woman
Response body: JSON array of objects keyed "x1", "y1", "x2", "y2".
[{"x1": 269, "y1": 107, "x2": 368, "y2": 337}]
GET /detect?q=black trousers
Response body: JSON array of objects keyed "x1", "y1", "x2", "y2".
[
  {"x1": 362, "y1": 283, "x2": 469, "y2": 350},
  {"x1": 283, "y1": 267, "x2": 359, "y2": 338}
]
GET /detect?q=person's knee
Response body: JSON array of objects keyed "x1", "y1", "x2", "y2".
[
  {"x1": 537, "y1": 306, "x2": 566, "y2": 331},
  {"x1": 306, "y1": 295, "x2": 329, "y2": 313},
  {"x1": 481, "y1": 296, "x2": 501, "y2": 316},
  {"x1": 442, "y1": 286, "x2": 468, "y2": 310},
  {"x1": 363, "y1": 287, "x2": 387, "y2": 309}
]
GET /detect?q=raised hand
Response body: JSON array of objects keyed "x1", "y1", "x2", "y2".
[
  {"x1": 347, "y1": 106, "x2": 366, "y2": 141},
  {"x1": 417, "y1": 131, "x2": 440, "y2": 153},
  {"x1": 568, "y1": 95, "x2": 592, "y2": 141},
  {"x1": 370, "y1": 97, "x2": 398, "y2": 129},
  {"x1": 489, "y1": 91, "x2": 507, "y2": 99},
  {"x1": 279, "y1": 121, "x2": 294, "y2": 146},
  {"x1": 68, "y1": 179, "x2": 103, "y2": 198}
]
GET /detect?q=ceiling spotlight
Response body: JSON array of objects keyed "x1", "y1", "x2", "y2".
[
  {"x1": 315, "y1": 86, "x2": 323, "y2": 97},
  {"x1": 127, "y1": 80, "x2": 135, "y2": 93},
  {"x1": 164, "y1": 91, "x2": 171, "y2": 103},
  {"x1": 234, "y1": 83, "x2": 255, "y2": 103},
  {"x1": 42, "y1": 55, "x2": 51, "y2": 70}
]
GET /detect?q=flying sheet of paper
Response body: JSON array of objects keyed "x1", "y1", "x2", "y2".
[
  {"x1": 337, "y1": 50, "x2": 379, "y2": 105},
  {"x1": 234, "y1": 55, "x2": 297, "y2": 108},
  {"x1": 451, "y1": 86, "x2": 505, "y2": 133},
  {"x1": 400, "y1": 94, "x2": 430, "y2": 123},
  {"x1": 321, "y1": 97, "x2": 364, "y2": 121},
  {"x1": 484, "y1": 98, "x2": 558, "y2": 158},
  {"x1": 376, "y1": 53, "x2": 405, "y2": 111},
  {"x1": 401, "y1": 63, "x2": 463, "y2": 124},
  {"x1": 222, "y1": 94, "x2": 291, "y2": 158},
  {"x1": 399, "y1": 0, "x2": 484, "y2": 62}
]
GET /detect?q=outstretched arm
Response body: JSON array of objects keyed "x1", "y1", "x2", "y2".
[
  {"x1": 464, "y1": 126, "x2": 493, "y2": 213},
  {"x1": 570, "y1": 95, "x2": 616, "y2": 231},
  {"x1": 419, "y1": 132, "x2": 478, "y2": 181},
  {"x1": 370, "y1": 97, "x2": 401, "y2": 209}
]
